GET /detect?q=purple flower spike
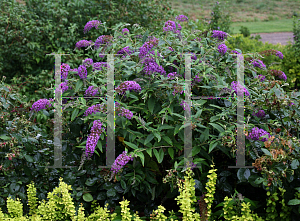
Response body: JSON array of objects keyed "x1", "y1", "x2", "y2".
[
  {"x1": 175, "y1": 15, "x2": 189, "y2": 22},
  {"x1": 77, "y1": 65, "x2": 87, "y2": 80},
  {"x1": 218, "y1": 44, "x2": 227, "y2": 55},
  {"x1": 85, "y1": 86, "x2": 99, "y2": 97},
  {"x1": 255, "y1": 74, "x2": 266, "y2": 82},
  {"x1": 252, "y1": 109, "x2": 266, "y2": 118},
  {"x1": 115, "y1": 81, "x2": 142, "y2": 95},
  {"x1": 211, "y1": 30, "x2": 228, "y2": 41},
  {"x1": 31, "y1": 99, "x2": 53, "y2": 112},
  {"x1": 246, "y1": 127, "x2": 271, "y2": 142},
  {"x1": 275, "y1": 50, "x2": 284, "y2": 59},
  {"x1": 122, "y1": 28, "x2": 129, "y2": 35},
  {"x1": 163, "y1": 20, "x2": 182, "y2": 34},
  {"x1": 251, "y1": 59, "x2": 266, "y2": 70},
  {"x1": 86, "y1": 120, "x2": 105, "y2": 159},
  {"x1": 231, "y1": 81, "x2": 250, "y2": 97},
  {"x1": 75, "y1": 40, "x2": 93, "y2": 49},
  {"x1": 83, "y1": 20, "x2": 101, "y2": 34},
  {"x1": 111, "y1": 151, "x2": 134, "y2": 176},
  {"x1": 83, "y1": 58, "x2": 93, "y2": 68}
]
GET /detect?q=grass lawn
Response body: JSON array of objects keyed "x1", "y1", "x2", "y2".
[{"x1": 170, "y1": 0, "x2": 300, "y2": 33}]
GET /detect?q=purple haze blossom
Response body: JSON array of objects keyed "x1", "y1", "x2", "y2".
[
  {"x1": 84, "y1": 104, "x2": 106, "y2": 117},
  {"x1": 142, "y1": 57, "x2": 166, "y2": 76},
  {"x1": 83, "y1": 20, "x2": 101, "y2": 34},
  {"x1": 275, "y1": 50, "x2": 284, "y2": 59},
  {"x1": 139, "y1": 37, "x2": 159, "y2": 59},
  {"x1": 251, "y1": 59, "x2": 266, "y2": 70},
  {"x1": 289, "y1": 102, "x2": 295, "y2": 106},
  {"x1": 246, "y1": 127, "x2": 271, "y2": 142},
  {"x1": 211, "y1": 30, "x2": 228, "y2": 41},
  {"x1": 255, "y1": 74, "x2": 266, "y2": 82},
  {"x1": 169, "y1": 47, "x2": 174, "y2": 51},
  {"x1": 252, "y1": 109, "x2": 266, "y2": 118},
  {"x1": 115, "y1": 81, "x2": 142, "y2": 96},
  {"x1": 111, "y1": 151, "x2": 134, "y2": 176},
  {"x1": 77, "y1": 65, "x2": 87, "y2": 79},
  {"x1": 231, "y1": 50, "x2": 241, "y2": 54},
  {"x1": 175, "y1": 15, "x2": 189, "y2": 22},
  {"x1": 117, "y1": 46, "x2": 134, "y2": 59},
  {"x1": 83, "y1": 58, "x2": 93, "y2": 68},
  {"x1": 231, "y1": 81, "x2": 250, "y2": 97},
  {"x1": 118, "y1": 108, "x2": 133, "y2": 120},
  {"x1": 93, "y1": 62, "x2": 108, "y2": 72},
  {"x1": 75, "y1": 40, "x2": 93, "y2": 49},
  {"x1": 218, "y1": 44, "x2": 227, "y2": 55},
  {"x1": 61, "y1": 63, "x2": 70, "y2": 81},
  {"x1": 122, "y1": 28, "x2": 129, "y2": 35},
  {"x1": 60, "y1": 81, "x2": 72, "y2": 93},
  {"x1": 279, "y1": 72, "x2": 287, "y2": 81},
  {"x1": 31, "y1": 99, "x2": 53, "y2": 112},
  {"x1": 163, "y1": 20, "x2": 182, "y2": 34},
  {"x1": 85, "y1": 86, "x2": 99, "y2": 97},
  {"x1": 86, "y1": 120, "x2": 105, "y2": 159}
]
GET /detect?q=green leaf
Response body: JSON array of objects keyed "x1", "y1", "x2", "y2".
[
  {"x1": 9, "y1": 183, "x2": 20, "y2": 194},
  {"x1": 288, "y1": 199, "x2": 300, "y2": 206},
  {"x1": 291, "y1": 159, "x2": 299, "y2": 169},
  {"x1": 209, "y1": 123, "x2": 224, "y2": 133},
  {"x1": 237, "y1": 168, "x2": 250, "y2": 182},
  {"x1": 75, "y1": 79, "x2": 83, "y2": 93},
  {"x1": 96, "y1": 141, "x2": 102, "y2": 153},
  {"x1": 153, "y1": 131, "x2": 161, "y2": 142},
  {"x1": 0, "y1": 135, "x2": 10, "y2": 140},
  {"x1": 136, "y1": 152, "x2": 145, "y2": 167},
  {"x1": 148, "y1": 96, "x2": 155, "y2": 114},
  {"x1": 71, "y1": 108, "x2": 79, "y2": 121},
  {"x1": 123, "y1": 141, "x2": 138, "y2": 150},
  {"x1": 168, "y1": 147, "x2": 174, "y2": 159},
  {"x1": 261, "y1": 148, "x2": 272, "y2": 157},
  {"x1": 208, "y1": 141, "x2": 218, "y2": 153},
  {"x1": 24, "y1": 155, "x2": 33, "y2": 162},
  {"x1": 158, "y1": 124, "x2": 174, "y2": 131},
  {"x1": 144, "y1": 134, "x2": 154, "y2": 146},
  {"x1": 153, "y1": 148, "x2": 164, "y2": 163},
  {"x1": 146, "y1": 147, "x2": 152, "y2": 157},
  {"x1": 83, "y1": 193, "x2": 93, "y2": 202},
  {"x1": 85, "y1": 177, "x2": 98, "y2": 186},
  {"x1": 107, "y1": 188, "x2": 117, "y2": 197},
  {"x1": 254, "y1": 177, "x2": 264, "y2": 185},
  {"x1": 120, "y1": 180, "x2": 126, "y2": 190},
  {"x1": 173, "y1": 124, "x2": 181, "y2": 136},
  {"x1": 162, "y1": 136, "x2": 173, "y2": 146}
]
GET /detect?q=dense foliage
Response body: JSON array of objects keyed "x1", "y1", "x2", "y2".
[{"x1": 1, "y1": 1, "x2": 300, "y2": 220}]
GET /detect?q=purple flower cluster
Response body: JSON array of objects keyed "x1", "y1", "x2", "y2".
[
  {"x1": 93, "y1": 62, "x2": 108, "y2": 72},
  {"x1": 60, "y1": 81, "x2": 72, "y2": 93},
  {"x1": 115, "y1": 81, "x2": 142, "y2": 96},
  {"x1": 246, "y1": 127, "x2": 271, "y2": 142},
  {"x1": 289, "y1": 102, "x2": 295, "y2": 106},
  {"x1": 218, "y1": 44, "x2": 227, "y2": 55},
  {"x1": 122, "y1": 28, "x2": 129, "y2": 35},
  {"x1": 168, "y1": 47, "x2": 174, "y2": 51},
  {"x1": 118, "y1": 108, "x2": 134, "y2": 120},
  {"x1": 167, "y1": 72, "x2": 178, "y2": 79},
  {"x1": 231, "y1": 81, "x2": 250, "y2": 97},
  {"x1": 94, "y1": 35, "x2": 113, "y2": 50},
  {"x1": 252, "y1": 109, "x2": 266, "y2": 118},
  {"x1": 163, "y1": 20, "x2": 182, "y2": 34},
  {"x1": 61, "y1": 63, "x2": 70, "y2": 81},
  {"x1": 84, "y1": 103, "x2": 106, "y2": 117},
  {"x1": 31, "y1": 99, "x2": 53, "y2": 112},
  {"x1": 86, "y1": 120, "x2": 105, "y2": 159},
  {"x1": 142, "y1": 57, "x2": 166, "y2": 76},
  {"x1": 255, "y1": 74, "x2": 266, "y2": 82},
  {"x1": 180, "y1": 100, "x2": 192, "y2": 111},
  {"x1": 85, "y1": 86, "x2": 99, "y2": 97},
  {"x1": 139, "y1": 37, "x2": 159, "y2": 59},
  {"x1": 75, "y1": 40, "x2": 93, "y2": 49},
  {"x1": 211, "y1": 30, "x2": 228, "y2": 41},
  {"x1": 83, "y1": 20, "x2": 101, "y2": 34},
  {"x1": 175, "y1": 15, "x2": 189, "y2": 22},
  {"x1": 278, "y1": 72, "x2": 287, "y2": 81},
  {"x1": 275, "y1": 50, "x2": 284, "y2": 59},
  {"x1": 117, "y1": 46, "x2": 134, "y2": 59},
  {"x1": 251, "y1": 59, "x2": 266, "y2": 70},
  {"x1": 77, "y1": 65, "x2": 87, "y2": 80},
  {"x1": 231, "y1": 50, "x2": 241, "y2": 54},
  {"x1": 83, "y1": 58, "x2": 93, "y2": 68},
  {"x1": 111, "y1": 151, "x2": 134, "y2": 176}
]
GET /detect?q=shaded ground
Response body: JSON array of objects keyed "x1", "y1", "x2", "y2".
[{"x1": 250, "y1": 32, "x2": 294, "y2": 46}]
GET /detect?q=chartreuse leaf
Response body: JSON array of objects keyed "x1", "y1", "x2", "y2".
[{"x1": 288, "y1": 199, "x2": 300, "y2": 206}]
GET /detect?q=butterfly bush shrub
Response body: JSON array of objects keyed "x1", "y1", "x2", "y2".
[{"x1": 6, "y1": 11, "x2": 300, "y2": 218}]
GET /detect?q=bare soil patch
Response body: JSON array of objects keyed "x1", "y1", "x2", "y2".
[{"x1": 250, "y1": 32, "x2": 294, "y2": 46}]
